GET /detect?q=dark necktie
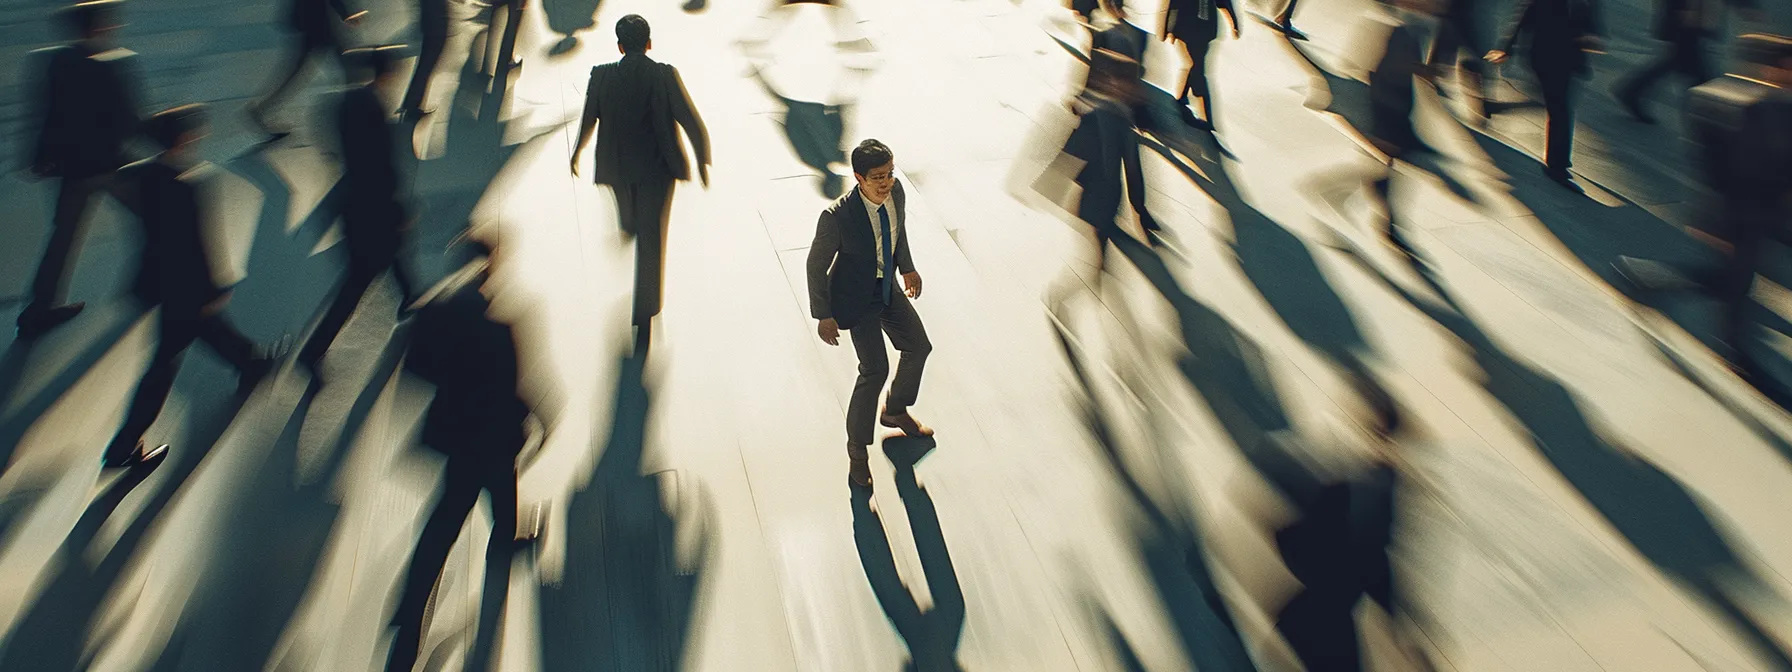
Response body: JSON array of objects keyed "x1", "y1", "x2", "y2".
[{"x1": 878, "y1": 204, "x2": 893, "y2": 305}]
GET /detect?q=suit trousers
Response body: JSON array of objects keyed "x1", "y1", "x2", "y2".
[
  {"x1": 612, "y1": 178, "x2": 675, "y2": 324},
  {"x1": 106, "y1": 303, "x2": 259, "y2": 460},
  {"x1": 845, "y1": 291, "x2": 931, "y2": 448},
  {"x1": 1538, "y1": 67, "x2": 1576, "y2": 173},
  {"x1": 401, "y1": 0, "x2": 450, "y2": 113},
  {"x1": 387, "y1": 451, "x2": 518, "y2": 672},
  {"x1": 298, "y1": 242, "x2": 418, "y2": 367},
  {"x1": 31, "y1": 174, "x2": 116, "y2": 309}
]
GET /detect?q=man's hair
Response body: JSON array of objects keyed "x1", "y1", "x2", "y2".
[
  {"x1": 145, "y1": 104, "x2": 207, "y2": 150},
  {"x1": 62, "y1": 0, "x2": 121, "y2": 38},
  {"x1": 616, "y1": 14, "x2": 651, "y2": 53},
  {"x1": 850, "y1": 139, "x2": 894, "y2": 177},
  {"x1": 345, "y1": 45, "x2": 404, "y2": 82},
  {"x1": 1737, "y1": 33, "x2": 1792, "y2": 69}
]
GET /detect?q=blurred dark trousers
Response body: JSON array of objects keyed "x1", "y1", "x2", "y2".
[
  {"x1": 401, "y1": 0, "x2": 450, "y2": 113},
  {"x1": 613, "y1": 178, "x2": 675, "y2": 324},
  {"x1": 846, "y1": 293, "x2": 931, "y2": 447},
  {"x1": 1620, "y1": 32, "x2": 1710, "y2": 102},
  {"x1": 387, "y1": 451, "x2": 518, "y2": 672},
  {"x1": 30, "y1": 174, "x2": 116, "y2": 310},
  {"x1": 1538, "y1": 66, "x2": 1576, "y2": 172},
  {"x1": 105, "y1": 304, "x2": 258, "y2": 460}
]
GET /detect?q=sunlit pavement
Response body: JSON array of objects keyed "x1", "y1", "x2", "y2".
[{"x1": 2, "y1": 0, "x2": 1792, "y2": 670}]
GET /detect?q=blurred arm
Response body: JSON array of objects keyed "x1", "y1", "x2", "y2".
[
  {"x1": 806, "y1": 209, "x2": 840, "y2": 320},
  {"x1": 667, "y1": 66, "x2": 711, "y2": 171}
]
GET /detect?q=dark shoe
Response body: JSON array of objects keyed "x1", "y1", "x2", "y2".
[
  {"x1": 879, "y1": 411, "x2": 935, "y2": 437},
  {"x1": 17, "y1": 302, "x2": 84, "y2": 339},
  {"x1": 848, "y1": 457, "x2": 872, "y2": 489},
  {"x1": 104, "y1": 441, "x2": 168, "y2": 470},
  {"x1": 1543, "y1": 166, "x2": 1580, "y2": 191}
]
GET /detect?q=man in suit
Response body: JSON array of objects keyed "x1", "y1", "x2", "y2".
[
  {"x1": 1617, "y1": 34, "x2": 1792, "y2": 382},
  {"x1": 103, "y1": 105, "x2": 278, "y2": 469},
  {"x1": 298, "y1": 46, "x2": 420, "y2": 385},
  {"x1": 1614, "y1": 0, "x2": 1763, "y2": 124},
  {"x1": 570, "y1": 14, "x2": 710, "y2": 351},
  {"x1": 385, "y1": 235, "x2": 538, "y2": 672},
  {"x1": 1486, "y1": 0, "x2": 1603, "y2": 188},
  {"x1": 20, "y1": 0, "x2": 142, "y2": 338},
  {"x1": 247, "y1": 0, "x2": 367, "y2": 143},
  {"x1": 807, "y1": 140, "x2": 933, "y2": 489}
]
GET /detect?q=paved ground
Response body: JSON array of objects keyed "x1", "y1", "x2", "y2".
[{"x1": 1, "y1": 0, "x2": 1791, "y2": 670}]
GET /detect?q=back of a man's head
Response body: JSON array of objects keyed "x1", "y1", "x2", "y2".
[
  {"x1": 616, "y1": 14, "x2": 650, "y2": 54},
  {"x1": 62, "y1": 0, "x2": 121, "y2": 39}
]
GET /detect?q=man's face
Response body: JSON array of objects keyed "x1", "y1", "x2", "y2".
[{"x1": 854, "y1": 160, "x2": 895, "y2": 202}]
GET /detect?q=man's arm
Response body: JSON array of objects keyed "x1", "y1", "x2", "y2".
[
  {"x1": 1486, "y1": 0, "x2": 1536, "y2": 62},
  {"x1": 893, "y1": 183, "x2": 916, "y2": 275},
  {"x1": 571, "y1": 68, "x2": 600, "y2": 175},
  {"x1": 667, "y1": 66, "x2": 711, "y2": 184},
  {"x1": 806, "y1": 208, "x2": 840, "y2": 320},
  {"x1": 27, "y1": 51, "x2": 58, "y2": 175}
]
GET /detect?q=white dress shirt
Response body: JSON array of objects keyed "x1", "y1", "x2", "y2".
[{"x1": 859, "y1": 186, "x2": 901, "y2": 279}]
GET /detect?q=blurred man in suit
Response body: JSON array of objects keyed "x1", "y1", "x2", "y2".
[
  {"x1": 398, "y1": 0, "x2": 447, "y2": 122},
  {"x1": 1618, "y1": 34, "x2": 1792, "y2": 382},
  {"x1": 1486, "y1": 0, "x2": 1604, "y2": 188},
  {"x1": 1429, "y1": 0, "x2": 1490, "y2": 113},
  {"x1": 247, "y1": 0, "x2": 367, "y2": 143},
  {"x1": 808, "y1": 140, "x2": 933, "y2": 490},
  {"x1": 297, "y1": 46, "x2": 421, "y2": 385},
  {"x1": 384, "y1": 235, "x2": 539, "y2": 672},
  {"x1": 103, "y1": 106, "x2": 278, "y2": 469},
  {"x1": 570, "y1": 14, "x2": 710, "y2": 352},
  {"x1": 20, "y1": 0, "x2": 142, "y2": 338},
  {"x1": 1615, "y1": 0, "x2": 1764, "y2": 124}
]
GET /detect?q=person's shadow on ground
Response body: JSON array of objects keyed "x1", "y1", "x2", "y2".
[
  {"x1": 851, "y1": 435, "x2": 965, "y2": 672},
  {"x1": 536, "y1": 351, "x2": 715, "y2": 671}
]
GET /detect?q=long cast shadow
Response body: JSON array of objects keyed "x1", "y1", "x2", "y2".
[
  {"x1": 0, "y1": 301, "x2": 141, "y2": 475},
  {"x1": 537, "y1": 352, "x2": 713, "y2": 672},
  {"x1": 1341, "y1": 242, "x2": 1792, "y2": 670},
  {"x1": 851, "y1": 435, "x2": 965, "y2": 671}
]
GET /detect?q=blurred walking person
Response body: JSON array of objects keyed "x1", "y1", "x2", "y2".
[
  {"x1": 19, "y1": 0, "x2": 143, "y2": 338},
  {"x1": 246, "y1": 0, "x2": 367, "y2": 144},
  {"x1": 1613, "y1": 0, "x2": 1763, "y2": 124},
  {"x1": 298, "y1": 46, "x2": 421, "y2": 386},
  {"x1": 398, "y1": 0, "x2": 447, "y2": 123},
  {"x1": 1429, "y1": 0, "x2": 1491, "y2": 114},
  {"x1": 1162, "y1": 0, "x2": 1239, "y2": 130},
  {"x1": 570, "y1": 14, "x2": 711, "y2": 352},
  {"x1": 1485, "y1": 0, "x2": 1603, "y2": 188},
  {"x1": 384, "y1": 236, "x2": 540, "y2": 672},
  {"x1": 102, "y1": 106, "x2": 279, "y2": 469}
]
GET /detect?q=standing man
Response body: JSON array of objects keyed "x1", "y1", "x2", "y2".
[
  {"x1": 807, "y1": 140, "x2": 933, "y2": 490},
  {"x1": 570, "y1": 14, "x2": 711, "y2": 351},
  {"x1": 20, "y1": 0, "x2": 143, "y2": 338},
  {"x1": 298, "y1": 46, "x2": 420, "y2": 385},
  {"x1": 1486, "y1": 0, "x2": 1603, "y2": 188},
  {"x1": 103, "y1": 105, "x2": 278, "y2": 468},
  {"x1": 1614, "y1": 0, "x2": 1763, "y2": 124},
  {"x1": 247, "y1": 0, "x2": 367, "y2": 144}
]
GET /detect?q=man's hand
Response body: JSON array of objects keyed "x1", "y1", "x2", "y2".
[
  {"x1": 570, "y1": 153, "x2": 581, "y2": 177},
  {"x1": 902, "y1": 271, "x2": 922, "y2": 299},
  {"x1": 817, "y1": 317, "x2": 840, "y2": 346},
  {"x1": 344, "y1": 10, "x2": 367, "y2": 26},
  {"x1": 1484, "y1": 50, "x2": 1508, "y2": 64}
]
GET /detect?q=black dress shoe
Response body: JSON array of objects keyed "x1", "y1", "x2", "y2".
[
  {"x1": 17, "y1": 302, "x2": 84, "y2": 339},
  {"x1": 104, "y1": 441, "x2": 169, "y2": 470},
  {"x1": 848, "y1": 458, "x2": 872, "y2": 489}
]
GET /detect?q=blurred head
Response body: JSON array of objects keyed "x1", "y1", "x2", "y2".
[
  {"x1": 616, "y1": 14, "x2": 651, "y2": 54},
  {"x1": 1738, "y1": 34, "x2": 1792, "y2": 89},
  {"x1": 850, "y1": 139, "x2": 896, "y2": 203},
  {"x1": 145, "y1": 104, "x2": 208, "y2": 155},
  {"x1": 62, "y1": 0, "x2": 122, "y2": 42}
]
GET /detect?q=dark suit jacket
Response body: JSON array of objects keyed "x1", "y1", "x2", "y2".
[
  {"x1": 335, "y1": 85, "x2": 406, "y2": 253},
  {"x1": 28, "y1": 44, "x2": 141, "y2": 178},
  {"x1": 1498, "y1": 0, "x2": 1602, "y2": 76},
  {"x1": 121, "y1": 159, "x2": 224, "y2": 308},
  {"x1": 406, "y1": 268, "x2": 530, "y2": 454},
  {"x1": 1653, "y1": 0, "x2": 1754, "y2": 39},
  {"x1": 290, "y1": 0, "x2": 353, "y2": 35},
  {"x1": 806, "y1": 181, "x2": 913, "y2": 330},
  {"x1": 1689, "y1": 79, "x2": 1792, "y2": 216},
  {"x1": 580, "y1": 53, "x2": 710, "y2": 185}
]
